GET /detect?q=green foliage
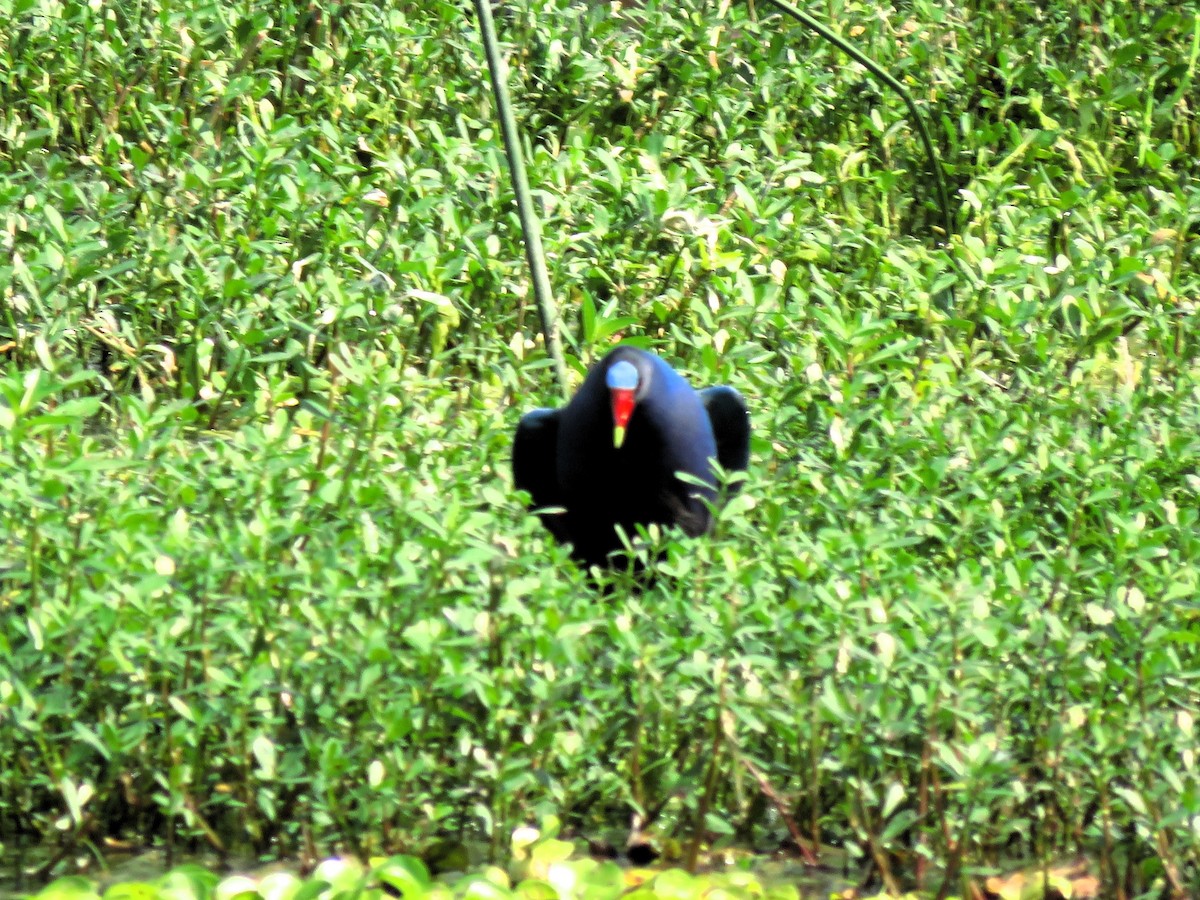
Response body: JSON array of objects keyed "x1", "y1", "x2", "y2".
[
  {"x1": 2, "y1": 0, "x2": 1199, "y2": 897},
  {"x1": 23, "y1": 836, "x2": 836, "y2": 900}
]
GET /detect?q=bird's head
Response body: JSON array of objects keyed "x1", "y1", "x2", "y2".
[{"x1": 605, "y1": 358, "x2": 640, "y2": 449}]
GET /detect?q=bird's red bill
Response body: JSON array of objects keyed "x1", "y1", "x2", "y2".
[{"x1": 611, "y1": 388, "x2": 636, "y2": 449}]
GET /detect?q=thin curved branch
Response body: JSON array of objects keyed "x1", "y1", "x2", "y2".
[
  {"x1": 761, "y1": 0, "x2": 956, "y2": 243},
  {"x1": 761, "y1": 0, "x2": 958, "y2": 312}
]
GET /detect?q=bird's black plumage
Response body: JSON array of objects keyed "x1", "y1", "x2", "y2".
[{"x1": 513, "y1": 346, "x2": 750, "y2": 567}]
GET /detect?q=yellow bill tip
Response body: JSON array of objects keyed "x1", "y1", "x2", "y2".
[{"x1": 613, "y1": 425, "x2": 627, "y2": 449}]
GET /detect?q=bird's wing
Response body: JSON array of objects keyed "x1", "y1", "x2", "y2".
[
  {"x1": 513, "y1": 408, "x2": 572, "y2": 542},
  {"x1": 699, "y1": 386, "x2": 751, "y2": 482},
  {"x1": 513, "y1": 408, "x2": 562, "y2": 505}
]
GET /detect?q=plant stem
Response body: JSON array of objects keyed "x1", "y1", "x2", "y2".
[
  {"x1": 760, "y1": 0, "x2": 957, "y2": 307},
  {"x1": 472, "y1": 0, "x2": 569, "y2": 398}
]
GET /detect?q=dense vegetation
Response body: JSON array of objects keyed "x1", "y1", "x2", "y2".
[{"x1": 2, "y1": 0, "x2": 1198, "y2": 896}]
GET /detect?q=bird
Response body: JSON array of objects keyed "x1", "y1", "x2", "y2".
[{"x1": 513, "y1": 345, "x2": 750, "y2": 568}]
